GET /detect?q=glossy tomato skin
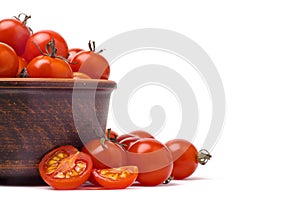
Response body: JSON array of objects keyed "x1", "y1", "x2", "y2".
[
  {"x1": 128, "y1": 130, "x2": 155, "y2": 139},
  {"x1": 127, "y1": 138, "x2": 173, "y2": 186},
  {"x1": 70, "y1": 50, "x2": 110, "y2": 79},
  {"x1": 16, "y1": 56, "x2": 27, "y2": 77},
  {"x1": 0, "y1": 17, "x2": 31, "y2": 56},
  {"x1": 26, "y1": 55, "x2": 73, "y2": 78},
  {"x1": 81, "y1": 139, "x2": 127, "y2": 169},
  {"x1": 38, "y1": 145, "x2": 93, "y2": 190},
  {"x1": 119, "y1": 137, "x2": 139, "y2": 150},
  {"x1": 91, "y1": 166, "x2": 138, "y2": 189},
  {"x1": 67, "y1": 48, "x2": 83, "y2": 62},
  {"x1": 165, "y1": 139, "x2": 198, "y2": 179},
  {"x1": 22, "y1": 30, "x2": 69, "y2": 63},
  {"x1": 116, "y1": 134, "x2": 134, "y2": 143},
  {"x1": 0, "y1": 42, "x2": 19, "y2": 77}
]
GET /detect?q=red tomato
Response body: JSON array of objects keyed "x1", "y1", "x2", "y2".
[
  {"x1": 69, "y1": 41, "x2": 110, "y2": 79},
  {"x1": 127, "y1": 138, "x2": 173, "y2": 186},
  {"x1": 38, "y1": 145, "x2": 93, "y2": 190},
  {"x1": 0, "y1": 13, "x2": 31, "y2": 56},
  {"x1": 26, "y1": 55, "x2": 73, "y2": 78},
  {"x1": 81, "y1": 139, "x2": 127, "y2": 169},
  {"x1": 0, "y1": 42, "x2": 19, "y2": 77},
  {"x1": 67, "y1": 48, "x2": 83, "y2": 62},
  {"x1": 116, "y1": 134, "x2": 134, "y2": 143},
  {"x1": 165, "y1": 139, "x2": 200, "y2": 180},
  {"x1": 91, "y1": 166, "x2": 138, "y2": 189},
  {"x1": 22, "y1": 30, "x2": 69, "y2": 63},
  {"x1": 16, "y1": 56, "x2": 27, "y2": 77},
  {"x1": 128, "y1": 130, "x2": 155, "y2": 139},
  {"x1": 119, "y1": 137, "x2": 139, "y2": 150}
]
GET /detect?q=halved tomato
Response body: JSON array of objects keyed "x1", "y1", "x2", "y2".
[
  {"x1": 91, "y1": 166, "x2": 138, "y2": 189},
  {"x1": 38, "y1": 145, "x2": 93, "y2": 190}
]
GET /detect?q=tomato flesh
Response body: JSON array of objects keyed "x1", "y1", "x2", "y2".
[
  {"x1": 92, "y1": 166, "x2": 138, "y2": 189},
  {"x1": 39, "y1": 145, "x2": 93, "y2": 190}
]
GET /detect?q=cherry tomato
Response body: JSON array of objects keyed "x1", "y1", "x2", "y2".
[
  {"x1": 26, "y1": 55, "x2": 73, "y2": 78},
  {"x1": 22, "y1": 30, "x2": 69, "y2": 63},
  {"x1": 38, "y1": 145, "x2": 93, "y2": 190},
  {"x1": 116, "y1": 134, "x2": 134, "y2": 143},
  {"x1": 127, "y1": 138, "x2": 173, "y2": 186},
  {"x1": 128, "y1": 130, "x2": 155, "y2": 139},
  {"x1": 67, "y1": 48, "x2": 83, "y2": 62},
  {"x1": 119, "y1": 137, "x2": 139, "y2": 150},
  {"x1": 81, "y1": 138, "x2": 127, "y2": 169},
  {"x1": 70, "y1": 41, "x2": 110, "y2": 79},
  {"x1": 91, "y1": 166, "x2": 138, "y2": 189},
  {"x1": 0, "y1": 42, "x2": 19, "y2": 77},
  {"x1": 0, "y1": 13, "x2": 31, "y2": 56},
  {"x1": 165, "y1": 139, "x2": 199, "y2": 180}
]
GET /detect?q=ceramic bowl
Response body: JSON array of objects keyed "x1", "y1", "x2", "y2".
[{"x1": 0, "y1": 78, "x2": 116, "y2": 185}]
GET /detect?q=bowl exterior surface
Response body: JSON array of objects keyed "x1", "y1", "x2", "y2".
[{"x1": 0, "y1": 79, "x2": 116, "y2": 185}]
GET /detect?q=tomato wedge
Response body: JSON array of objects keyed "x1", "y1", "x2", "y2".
[
  {"x1": 91, "y1": 166, "x2": 138, "y2": 189},
  {"x1": 39, "y1": 145, "x2": 93, "y2": 190}
]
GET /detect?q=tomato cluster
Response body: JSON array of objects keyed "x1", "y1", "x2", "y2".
[
  {"x1": 1, "y1": 13, "x2": 211, "y2": 190},
  {"x1": 0, "y1": 13, "x2": 109, "y2": 79},
  {"x1": 39, "y1": 129, "x2": 210, "y2": 190}
]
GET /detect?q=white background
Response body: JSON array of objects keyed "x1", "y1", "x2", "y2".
[{"x1": 1, "y1": 0, "x2": 300, "y2": 199}]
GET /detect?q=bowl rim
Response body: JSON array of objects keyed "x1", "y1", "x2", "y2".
[{"x1": 0, "y1": 78, "x2": 117, "y2": 90}]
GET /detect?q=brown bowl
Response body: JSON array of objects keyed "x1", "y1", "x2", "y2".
[{"x1": 0, "y1": 78, "x2": 116, "y2": 185}]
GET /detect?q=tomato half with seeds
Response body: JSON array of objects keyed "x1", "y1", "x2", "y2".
[
  {"x1": 92, "y1": 166, "x2": 138, "y2": 189},
  {"x1": 39, "y1": 145, "x2": 93, "y2": 190}
]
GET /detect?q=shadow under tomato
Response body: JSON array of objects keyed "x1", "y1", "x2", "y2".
[{"x1": 179, "y1": 176, "x2": 214, "y2": 181}]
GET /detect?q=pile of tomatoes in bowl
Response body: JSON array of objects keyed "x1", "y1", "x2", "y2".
[
  {"x1": 39, "y1": 129, "x2": 211, "y2": 190},
  {"x1": 0, "y1": 13, "x2": 109, "y2": 79}
]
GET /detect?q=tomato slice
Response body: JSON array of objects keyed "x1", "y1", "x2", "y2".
[
  {"x1": 91, "y1": 166, "x2": 138, "y2": 189},
  {"x1": 39, "y1": 145, "x2": 93, "y2": 190}
]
